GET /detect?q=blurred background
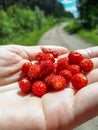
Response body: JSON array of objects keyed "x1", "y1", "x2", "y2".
[
  {"x1": 0, "y1": 0, "x2": 98, "y2": 129},
  {"x1": 0, "y1": 0, "x2": 98, "y2": 46}
]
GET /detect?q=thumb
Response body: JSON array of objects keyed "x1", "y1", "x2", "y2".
[
  {"x1": 76, "y1": 46, "x2": 98, "y2": 59},
  {"x1": 23, "y1": 45, "x2": 69, "y2": 61}
]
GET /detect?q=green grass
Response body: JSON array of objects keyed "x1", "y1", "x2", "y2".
[
  {"x1": 1, "y1": 26, "x2": 52, "y2": 46},
  {"x1": 64, "y1": 21, "x2": 98, "y2": 46},
  {"x1": 78, "y1": 28, "x2": 98, "y2": 45}
]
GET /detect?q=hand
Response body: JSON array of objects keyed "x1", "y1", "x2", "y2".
[
  {"x1": 0, "y1": 44, "x2": 68, "y2": 86},
  {"x1": 0, "y1": 46, "x2": 98, "y2": 130}
]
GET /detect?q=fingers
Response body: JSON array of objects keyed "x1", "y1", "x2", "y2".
[
  {"x1": 73, "y1": 82, "x2": 98, "y2": 128},
  {"x1": 86, "y1": 57, "x2": 98, "y2": 84},
  {"x1": 0, "y1": 71, "x2": 21, "y2": 86},
  {"x1": 41, "y1": 45, "x2": 69, "y2": 56},
  {"x1": 58, "y1": 46, "x2": 98, "y2": 59},
  {"x1": 23, "y1": 45, "x2": 69, "y2": 61},
  {"x1": 76, "y1": 46, "x2": 98, "y2": 59}
]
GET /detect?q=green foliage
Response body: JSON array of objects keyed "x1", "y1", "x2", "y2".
[
  {"x1": 0, "y1": 4, "x2": 61, "y2": 45},
  {"x1": 1, "y1": 26, "x2": 52, "y2": 46},
  {"x1": 7, "y1": 5, "x2": 38, "y2": 32},
  {"x1": 79, "y1": 0, "x2": 98, "y2": 29},
  {"x1": 64, "y1": 20, "x2": 82, "y2": 34},
  {"x1": 0, "y1": 10, "x2": 14, "y2": 37},
  {"x1": 34, "y1": 6, "x2": 46, "y2": 29}
]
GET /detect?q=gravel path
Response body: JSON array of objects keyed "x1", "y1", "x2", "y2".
[
  {"x1": 38, "y1": 23, "x2": 98, "y2": 130},
  {"x1": 38, "y1": 23, "x2": 94, "y2": 50}
]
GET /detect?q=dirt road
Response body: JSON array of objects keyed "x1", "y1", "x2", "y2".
[
  {"x1": 38, "y1": 23, "x2": 93, "y2": 50},
  {"x1": 38, "y1": 23, "x2": 98, "y2": 130}
]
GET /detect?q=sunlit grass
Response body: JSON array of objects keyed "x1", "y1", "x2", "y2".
[
  {"x1": 3, "y1": 26, "x2": 52, "y2": 46},
  {"x1": 78, "y1": 28, "x2": 98, "y2": 45}
]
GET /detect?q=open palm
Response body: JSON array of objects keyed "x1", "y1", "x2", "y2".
[{"x1": 0, "y1": 45, "x2": 98, "y2": 130}]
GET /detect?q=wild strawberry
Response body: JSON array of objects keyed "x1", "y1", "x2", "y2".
[
  {"x1": 42, "y1": 48, "x2": 59, "y2": 58},
  {"x1": 80, "y1": 59, "x2": 94, "y2": 72},
  {"x1": 59, "y1": 69, "x2": 72, "y2": 83},
  {"x1": 44, "y1": 73, "x2": 55, "y2": 92},
  {"x1": 57, "y1": 58, "x2": 69, "y2": 71},
  {"x1": 44, "y1": 53, "x2": 55, "y2": 62},
  {"x1": 35, "y1": 52, "x2": 45, "y2": 61},
  {"x1": 28, "y1": 64, "x2": 41, "y2": 79},
  {"x1": 19, "y1": 78, "x2": 31, "y2": 94},
  {"x1": 40, "y1": 60, "x2": 54, "y2": 78},
  {"x1": 71, "y1": 73, "x2": 88, "y2": 90},
  {"x1": 51, "y1": 75, "x2": 67, "y2": 91},
  {"x1": 68, "y1": 65, "x2": 80, "y2": 75},
  {"x1": 32, "y1": 81, "x2": 47, "y2": 96},
  {"x1": 22, "y1": 62, "x2": 32, "y2": 75},
  {"x1": 68, "y1": 51, "x2": 84, "y2": 65},
  {"x1": 44, "y1": 73, "x2": 55, "y2": 87}
]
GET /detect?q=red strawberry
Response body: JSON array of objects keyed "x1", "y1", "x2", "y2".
[
  {"x1": 44, "y1": 73, "x2": 55, "y2": 87},
  {"x1": 80, "y1": 59, "x2": 94, "y2": 72},
  {"x1": 35, "y1": 52, "x2": 55, "y2": 62},
  {"x1": 28, "y1": 64, "x2": 41, "y2": 79},
  {"x1": 51, "y1": 75, "x2": 67, "y2": 91},
  {"x1": 68, "y1": 51, "x2": 84, "y2": 65},
  {"x1": 59, "y1": 69, "x2": 72, "y2": 83},
  {"x1": 40, "y1": 60, "x2": 54, "y2": 78},
  {"x1": 44, "y1": 73, "x2": 55, "y2": 92},
  {"x1": 57, "y1": 58, "x2": 69, "y2": 71},
  {"x1": 68, "y1": 65, "x2": 80, "y2": 75},
  {"x1": 44, "y1": 53, "x2": 55, "y2": 62},
  {"x1": 22, "y1": 62, "x2": 32, "y2": 75},
  {"x1": 19, "y1": 78, "x2": 31, "y2": 93},
  {"x1": 71, "y1": 73, "x2": 88, "y2": 90},
  {"x1": 35, "y1": 52, "x2": 45, "y2": 61},
  {"x1": 32, "y1": 81, "x2": 47, "y2": 96},
  {"x1": 42, "y1": 48, "x2": 59, "y2": 58}
]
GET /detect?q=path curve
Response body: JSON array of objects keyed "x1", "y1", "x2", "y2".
[
  {"x1": 38, "y1": 23, "x2": 98, "y2": 130},
  {"x1": 38, "y1": 23, "x2": 94, "y2": 51}
]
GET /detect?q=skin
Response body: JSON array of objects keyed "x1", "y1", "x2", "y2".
[{"x1": 0, "y1": 45, "x2": 98, "y2": 130}]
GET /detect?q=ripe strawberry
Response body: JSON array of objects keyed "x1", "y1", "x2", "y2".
[
  {"x1": 68, "y1": 51, "x2": 84, "y2": 65},
  {"x1": 28, "y1": 64, "x2": 41, "y2": 79},
  {"x1": 35, "y1": 52, "x2": 45, "y2": 61},
  {"x1": 59, "y1": 69, "x2": 72, "y2": 83},
  {"x1": 42, "y1": 48, "x2": 59, "y2": 58},
  {"x1": 80, "y1": 59, "x2": 94, "y2": 72},
  {"x1": 22, "y1": 62, "x2": 32, "y2": 75},
  {"x1": 68, "y1": 65, "x2": 80, "y2": 75},
  {"x1": 40, "y1": 60, "x2": 54, "y2": 78},
  {"x1": 44, "y1": 73, "x2": 55, "y2": 87},
  {"x1": 71, "y1": 73, "x2": 88, "y2": 90},
  {"x1": 44, "y1": 53, "x2": 55, "y2": 62},
  {"x1": 35, "y1": 52, "x2": 55, "y2": 62},
  {"x1": 51, "y1": 75, "x2": 67, "y2": 91},
  {"x1": 32, "y1": 81, "x2": 47, "y2": 96},
  {"x1": 19, "y1": 78, "x2": 31, "y2": 93},
  {"x1": 57, "y1": 58, "x2": 69, "y2": 71}
]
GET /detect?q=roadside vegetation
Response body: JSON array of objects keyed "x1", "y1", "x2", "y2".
[
  {"x1": 64, "y1": 0, "x2": 98, "y2": 46},
  {"x1": 64, "y1": 20, "x2": 98, "y2": 45},
  {"x1": 0, "y1": 5, "x2": 63, "y2": 45},
  {"x1": 0, "y1": 1, "x2": 70, "y2": 46}
]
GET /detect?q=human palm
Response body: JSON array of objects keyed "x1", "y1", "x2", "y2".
[{"x1": 0, "y1": 45, "x2": 98, "y2": 130}]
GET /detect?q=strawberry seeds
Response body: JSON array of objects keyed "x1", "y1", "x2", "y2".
[{"x1": 19, "y1": 49, "x2": 94, "y2": 97}]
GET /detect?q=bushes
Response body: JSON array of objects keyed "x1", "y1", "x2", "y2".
[
  {"x1": 0, "y1": 10, "x2": 14, "y2": 37},
  {"x1": 0, "y1": 5, "x2": 51, "y2": 43}
]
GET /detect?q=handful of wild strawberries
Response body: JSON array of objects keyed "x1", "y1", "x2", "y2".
[{"x1": 19, "y1": 49, "x2": 94, "y2": 97}]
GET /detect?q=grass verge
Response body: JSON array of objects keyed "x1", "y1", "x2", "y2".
[
  {"x1": 78, "y1": 29, "x2": 98, "y2": 46},
  {"x1": 0, "y1": 26, "x2": 52, "y2": 46},
  {"x1": 64, "y1": 21, "x2": 98, "y2": 46}
]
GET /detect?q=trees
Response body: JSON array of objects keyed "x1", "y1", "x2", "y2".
[{"x1": 78, "y1": 0, "x2": 98, "y2": 29}]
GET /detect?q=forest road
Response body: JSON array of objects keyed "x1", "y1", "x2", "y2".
[{"x1": 38, "y1": 22, "x2": 98, "y2": 130}]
